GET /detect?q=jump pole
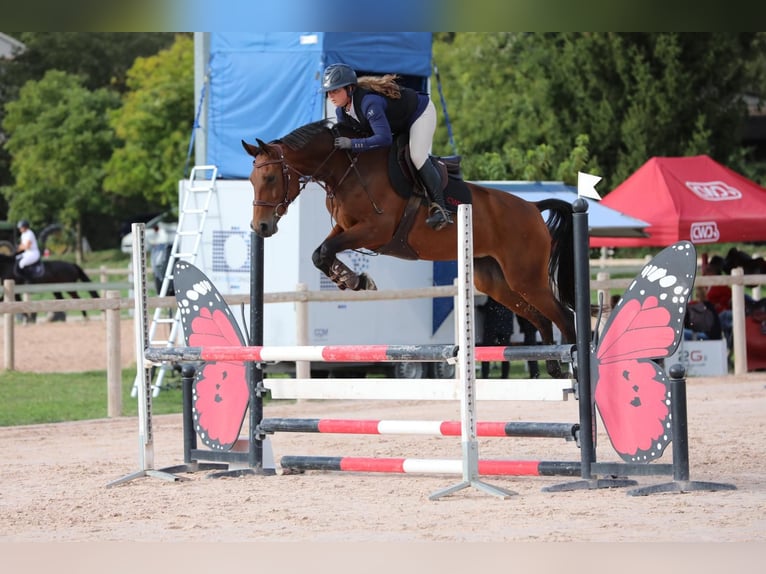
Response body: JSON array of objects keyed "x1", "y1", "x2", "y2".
[
  {"x1": 280, "y1": 456, "x2": 581, "y2": 477},
  {"x1": 429, "y1": 204, "x2": 516, "y2": 500},
  {"x1": 259, "y1": 418, "x2": 578, "y2": 440}
]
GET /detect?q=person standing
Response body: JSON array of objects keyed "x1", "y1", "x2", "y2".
[
  {"x1": 480, "y1": 296, "x2": 515, "y2": 378},
  {"x1": 321, "y1": 63, "x2": 452, "y2": 231},
  {"x1": 15, "y1": 219, "x2": 40, "y2": 279},
  {"x1": 515, "y1": 314, "x2": 541, "y2": 379}
]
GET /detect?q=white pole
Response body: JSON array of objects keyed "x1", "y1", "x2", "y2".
[
  {"x1": 107, "y1": 224, "x2": 179, "y2": 487},
  {"x1": 429, "y1": 204, "x2": 516, "y2": 500}
]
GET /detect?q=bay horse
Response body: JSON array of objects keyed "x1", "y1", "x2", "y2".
[
  {"x1": 242, "y1": 119, "x2": 576, "y2": 377},
  {"x1": 0, "y1": 254, "x2": 100, "y2": 322}
]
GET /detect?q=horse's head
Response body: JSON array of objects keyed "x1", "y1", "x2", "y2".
[
  {"x1": 242, "y1": 137, "x2": 301, "y2": 238},
  {"x1": 243, "y1": 120, "x2": 344, "y2": 238}
]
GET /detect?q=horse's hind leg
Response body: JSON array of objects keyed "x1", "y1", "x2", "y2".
[
  {"x1": 48, "y1": 292, "x2": 67, "y2": 322},
  {"x1": 473, "y1": 257, "x2": 569, "y2": 378}
]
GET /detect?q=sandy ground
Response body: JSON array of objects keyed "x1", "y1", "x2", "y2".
[{"x1": 1, "y1": 318, "x2": 765, "y2": 566}]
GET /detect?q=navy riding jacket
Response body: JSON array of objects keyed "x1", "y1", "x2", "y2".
[{"x1": 335, "y1": 86, "x2": 429, "y2": 152}]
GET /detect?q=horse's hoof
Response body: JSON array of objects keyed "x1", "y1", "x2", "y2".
[{"x1": 358, "y1": 273, "x2": 377, "y2": 291}]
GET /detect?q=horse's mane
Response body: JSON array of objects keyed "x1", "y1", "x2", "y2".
[{"x1": 278, "y1": 119, "x2": 368, "y2": 151}]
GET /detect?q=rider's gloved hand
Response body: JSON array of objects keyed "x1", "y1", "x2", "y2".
[{"x1": 334, "y1": 137, "x2": 353, "y2": 150}]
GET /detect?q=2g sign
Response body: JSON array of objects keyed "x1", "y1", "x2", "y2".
[{"x1": 677, "y1": 348, "x2": 706, "y2": 363}]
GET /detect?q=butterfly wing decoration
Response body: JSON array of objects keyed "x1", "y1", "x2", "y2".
[
  {"x1": 173, "y1": 260, "x2": 250, "y2": 451},
  {"x1": 594, "y1": 241, "x2": 697, "y2": 463}
]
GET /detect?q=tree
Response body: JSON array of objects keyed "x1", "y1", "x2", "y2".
[
  {"x1": 431, "y1": 33, "x2": 766, "y2": 190},
  {"x1": 103, "y1": 34, "x2": 193, "y2": 208},
  {"x1": 0, "y1": 32, "x2": 177, "y2": 216},
  {"x1": 1, "y1": 70, "x2": 120, "y2": 260}
]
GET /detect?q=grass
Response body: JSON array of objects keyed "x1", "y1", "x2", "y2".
[
  {"x1": 0, "y1": 361, "x2": 546, "y2": 427},
  {"x1": 55, "y1": 248, "x2": 131, "y2": 267},
  {"x1": 0, "y1": 367, "x2": 183, "y2": 427}
]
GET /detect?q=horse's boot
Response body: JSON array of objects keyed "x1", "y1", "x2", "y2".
[{"x1": 418, "y1": 162, "x2": 452, "y2": 231}]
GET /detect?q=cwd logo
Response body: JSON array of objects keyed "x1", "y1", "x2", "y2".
[
  {"x1": 690, "y1": 221, "x2": 720, "y2": 243},
  {"x1": 685, "y1": 181, "x2": 742, "y2": 201}
]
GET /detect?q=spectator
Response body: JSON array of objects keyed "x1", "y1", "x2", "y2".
[
  {"x1": 516, "y1": 314, "x2": 541, "y2": 379},
  {"x1": 479, "y1": 296, "x2": 514, "y2": 378},
  {"x1": 703, "y1": 254, "x2": 732, "y2": 346},
  {"x1": 479, "y1": 297, "x2": 540, "y2": 379}
]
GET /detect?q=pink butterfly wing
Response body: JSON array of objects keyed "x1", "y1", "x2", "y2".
[
  {"x1": 173, "y1": 262, "x2": 250, "y2": 451},
  {"x1": 593, "y1": 242, "x2": 696, "y2": 463}
]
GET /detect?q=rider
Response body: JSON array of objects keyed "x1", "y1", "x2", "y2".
[
  {"x1": 15, "y1": 219, "x2": 41, "y2": 279},
  {"x1": 321, "y1": 63, "x2": 452, "y2": 231}
]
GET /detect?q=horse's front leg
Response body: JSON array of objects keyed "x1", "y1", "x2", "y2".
[{"x1": 311, "y1": 225, "x2": 377, "y2": 291}]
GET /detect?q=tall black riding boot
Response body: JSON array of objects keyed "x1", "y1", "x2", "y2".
[{"x1": 418, "y1": 161, "x2": 453, "y2": 231}]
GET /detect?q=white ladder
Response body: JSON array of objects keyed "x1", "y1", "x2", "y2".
[{"x1": 132, "y1": 165, "x2": 218, "y2": 398}]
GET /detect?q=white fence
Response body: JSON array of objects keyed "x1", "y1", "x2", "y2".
[{"x1": 1, "y1": 266, "x2": 764, "y2": 417}]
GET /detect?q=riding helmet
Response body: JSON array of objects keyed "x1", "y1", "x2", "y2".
[
  {"x1": 17, "y1": 219, "x2": 30, "y2": 230},
  {"x1": 322, "y1": 64, "x2": 357, "y2": 92}
]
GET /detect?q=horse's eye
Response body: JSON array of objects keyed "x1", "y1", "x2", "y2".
[{"x1": 265, "y1": 175, "x2": 276, "y2": 184}]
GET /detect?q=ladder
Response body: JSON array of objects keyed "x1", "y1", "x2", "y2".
[{"x1": 131, "y1": 165, "x2": 218, "y2": 398}]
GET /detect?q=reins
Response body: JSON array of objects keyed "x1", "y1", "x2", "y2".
[{"x1": 252, "y1": 129, "x2": 384, "y2": 217}]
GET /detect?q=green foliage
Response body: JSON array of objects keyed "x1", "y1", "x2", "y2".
[
  {"x1": 432, "y1": 33, "x2": 766, "y2": 190},
  {"x1": 103, "y1": 34, "x2": 194, "y2": 208},
  {"x1": 1, "y1": 70, "x2": 121, "y2": 231},
  {"x1": 0, "y1": 368, "x2": 183, "y2": 426},
  {"x1": 0, "y1": 33, "x2": 178, "y2": 218}
]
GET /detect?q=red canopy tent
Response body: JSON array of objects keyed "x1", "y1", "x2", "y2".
[{"x1": 590, "y1": 155, "x2": 766, "y2": 247}]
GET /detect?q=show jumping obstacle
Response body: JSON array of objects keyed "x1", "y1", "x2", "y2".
[
  {"x1": 258, "y1": 418, "x2": 577, "y2": 440},
  {"x1": 113, "y1": 193, "x2": 735, "y2": 499}
]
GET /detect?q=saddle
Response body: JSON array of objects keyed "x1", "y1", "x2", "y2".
[
  {"x1": 15, "y1": 259, "x2": 45, "y2": 281},
  {"x1": 387, "y1": 133, "x2": 469, "y2": 205},
  {"x1": 379, "y1": 134, "x2": 472, "y2": 259}
]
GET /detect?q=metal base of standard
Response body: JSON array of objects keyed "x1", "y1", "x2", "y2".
[{"x1": 429, "y1": 479, "x2": 517, "y2": 500}]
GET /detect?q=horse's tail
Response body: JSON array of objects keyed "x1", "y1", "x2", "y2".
[
  {"x1": 535, "y1": 199, "x2": 575, "y2": 310},
  {"x1": 75, "y1": 264, "x2": 100, "y2": 299}
]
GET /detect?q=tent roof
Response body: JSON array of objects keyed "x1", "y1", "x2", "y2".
[
  {"x1": 590, "y1": 155, "x2": 766, "y2": 247},
  {"x1": 476, "y1": 181, "x2": 650, "y2": 238},
  {"x1": 206, "y1": 33, "x2": 432, "y2": 179}
]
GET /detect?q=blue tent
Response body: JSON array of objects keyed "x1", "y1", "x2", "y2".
[{"x1": 203, "y1": 33, "x2": 432, "y2": 178}]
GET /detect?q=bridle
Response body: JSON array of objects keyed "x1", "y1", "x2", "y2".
[
  {"x1": 251, "y1": 145, "x2": 303, "y2": 220},
  {"x1": 251, "y1": 134, "x2": 383, "y2": 226}
]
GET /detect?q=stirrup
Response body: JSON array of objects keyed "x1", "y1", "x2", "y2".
[{"x1": 425, "y1": 204, "x2": 453, "y2": 231}]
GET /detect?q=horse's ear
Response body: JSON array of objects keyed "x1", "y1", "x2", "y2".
[
  {"x1": 241, "y1": 139, "x2": 260, "y2": 157},
  {"x1": 255, "y1": 138, "x2": 274, "y2": 155}
]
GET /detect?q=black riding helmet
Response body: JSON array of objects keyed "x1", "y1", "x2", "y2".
[
  {"x1": 17, "y1": 219, "x2": 30, "y2": 230},
  {"x1": 322, "y1": 64, "x2": 357, "y2": 92}
]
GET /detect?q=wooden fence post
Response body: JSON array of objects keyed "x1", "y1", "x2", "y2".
[
  {"x1": 295, "y1": 283, "x2": 310, "y2": 382},
  {"x1": 3, "y1": 279, "x2": 14, "y2": 371},
  {"x1": 731, "y1": 267, "x2": 747, "y2": 375},
  {"x1": 106, "y1": 290, "x2": 122, "y2": 416}
]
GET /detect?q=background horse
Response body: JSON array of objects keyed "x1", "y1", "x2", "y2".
[
  {"x1": 722, "y1": 247, "x2": 766, "y2": 275},
  {"x1": 0, "y1": 254, "x2": 100, "y2": 322},
  {"x1": 242, "y1": 120, "x2": 576, "y2": 377}
]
